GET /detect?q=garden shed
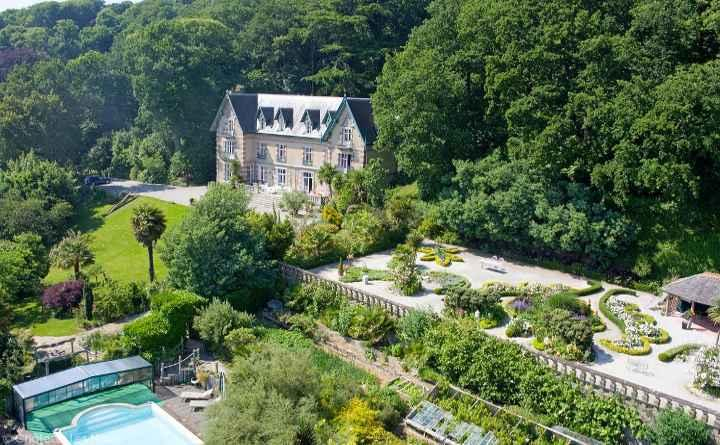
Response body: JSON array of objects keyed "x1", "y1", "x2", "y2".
[
  {"x1": 662, "y1": 272, "x2": 720, "y2": 317},
  {"x1": 12, "y1": 355, "x2": 153, "y2": 426}
]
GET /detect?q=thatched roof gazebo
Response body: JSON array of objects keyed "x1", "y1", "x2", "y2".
[{"x1": 662, "y1": 272, "x2": 720, "y2": 317}]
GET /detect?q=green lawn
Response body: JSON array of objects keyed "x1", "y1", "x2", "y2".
[
  {"x1": 12, "y1": 299, "x2": 82, "y2": 336},
  {"x1": 45, "y1": 196, "x2": 189, "y2": 284}
]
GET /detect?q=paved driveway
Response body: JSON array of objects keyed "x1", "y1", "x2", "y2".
[{"x1": 99, "y1": 180, "x2": 208, "y2": 206}]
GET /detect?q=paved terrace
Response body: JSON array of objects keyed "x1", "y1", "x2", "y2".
[{"x1": 311, "y1": 246, "x2": 720, "y2": 413}]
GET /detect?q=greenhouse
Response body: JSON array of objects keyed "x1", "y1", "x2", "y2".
[{"x1": 12, "y1": 355, "x2": 153, "y2": 426}]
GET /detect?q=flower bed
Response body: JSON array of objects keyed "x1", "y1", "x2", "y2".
[
  {"x1": 601, "y1": 291, "x2": 671, "y2": 347},
  {"x1": 694, "y1": 346, "x2": 720, "y2": 397},
  {"x1": 599, "y1": 336, "x2": 651, "y2": 356}
]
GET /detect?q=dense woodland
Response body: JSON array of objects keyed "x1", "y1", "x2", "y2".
[{"x1": 1, "y1": 0, "x2": 720, "y2": 281}]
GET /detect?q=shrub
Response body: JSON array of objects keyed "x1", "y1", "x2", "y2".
[
  {"x1": 224, "y1": 327, "x2": 256, "y2": 356},
  {"x1": 194, "y1": 298, "x2": 254, "y2": 353},
  {"x1": 321, "y1": 204, "x2": 343, "y2": 227},
  {"x1": 153, "y1": 290, "x2": 206, "y2": 341},
  {"x1": 93, "y1": 280, "x2": 145, "y2": 322},
  {"x1": 42, "y1": 280, "x2": 84, "y2": 313},
  {"x1": 347, "y1": 305, "x2": 396, "y2": 346},
  {"x1": 505, "y1": 318, "x2": 532, "y2": 337},
  {"x1": 284, "y1": 282, "x2": 344, "y2": 318},
  {"x1": 279, "y1": 190, "x2": 312, "y2": 217},
  {"x1": 396, "y1": 309, "x2": 438, "y2": 345},
  {"x1": 331, "y1": 398, "x2": 402, "y2": 444},
  {"x1": 659, "y1": 343, "x2": 702, "y2": 362},
  {"x1": 123, "y1": 312, "x2": 172, "y2": 354},
  {"x1": 445, "y1": 287, "x2": 501, "y2": 316},
  {"x1": 388, "y1": 244, "x2": 422, "y2": 295},
  {"x1": 545, "y1": 292, "x2": 590, "y2": 316},
  {"x1": 694, "y1": 346, "x2": 720, "y2": 396},
  {"x1": 649, "y1": 408, "x2": 711, "y2": 445},
  {"x1": 534, "y1": 309, "x2": 594, "y2": 361},
  {"x1": 284, "y1": 223, "x2": 339, "y2": 269},
  {"x1": 246, "y1": 211, "x2": 295, "y2": 260},
  {"x1": 283, "y1": 313, "x2": 316, "y2": 337}
]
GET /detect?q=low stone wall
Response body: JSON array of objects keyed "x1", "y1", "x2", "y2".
[
  {"x1": 280, "y1": 262, "x2": 720, "y2": 433},
  {"x1": 280, "y1": 263, "x2": 412, "y2": 317}
]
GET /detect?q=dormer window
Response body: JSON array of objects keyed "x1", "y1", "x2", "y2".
[
  {"x1": 305, "y1": 118, "x2": 312, "y2": 134},
  {"x1": 257, "y1": 107, "x2": 273, "y2": 130},
  {"x1": 275, "y1": 108, "x2": 293, "y2": 131},
  {"x1": 302, "y1": 109, "x2": 320, "y2": 134}
]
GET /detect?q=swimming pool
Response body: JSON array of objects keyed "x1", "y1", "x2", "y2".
[{"x1": 54, "y1": 403, "x2": 203, "y2": 445}]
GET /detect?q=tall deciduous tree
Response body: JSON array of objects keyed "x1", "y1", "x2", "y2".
[{"x1": 131, "y1": 203, "x2": 166, "y2": 282}]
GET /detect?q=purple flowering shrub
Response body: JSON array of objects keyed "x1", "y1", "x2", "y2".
[
  {"x1": 42, "y1": 280, "x2": 84, "y2": 313},
  {"x1": 510, "y1": 298, "x2": 531, "y2": 313}
]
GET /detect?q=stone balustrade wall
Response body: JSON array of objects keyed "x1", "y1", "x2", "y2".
[{"x1": 280, "y1": 262, "x2": 720, "y2": 433}]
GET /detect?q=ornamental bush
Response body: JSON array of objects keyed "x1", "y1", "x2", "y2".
[
  {"x1": 445, "y1": 287, "x2": 501, "y2": 316},
  {"x1": 694, "y1": 346, "x2": 720, "y2": 397},
  {"x1": 659, "y1": 343, "x2": 702, "y2": 362},
  {"x1": 42, "y1": 280, "x2": 84, "y2": 313},
  {"x1": 396, "y1": 309, "x2": 438, "y2": 345},
  {"x1": 194, "y1": 298, "x2": 254, "y2": 353},
  {"x1": 388, "y1": 244, "x2": 422, "y2": 296},
  {"x1": 649, "y1": 408, "x2": 711, "y2": 445},
  {"x1": 93, "y1": 279, "x2": 145, "y2": 322}
]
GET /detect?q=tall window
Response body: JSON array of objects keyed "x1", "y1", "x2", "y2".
[
  {"x1": 303, "y1": 147, "x2": 313, "y2": 165},
  {"x1": 303, "y1": 171, "x2": 314, "y2": 193},
  {"x1": 223, "y1": 139, "x2": 235, "y2": 154},
  {"x1": 257, "y1": 143, "x2": 267, "y2": 159},
  {"x1": 342, "y1": 127, "x2": 353, "y2": 145},
  {"x1": 257, "y1": 165, "x2": 268, "y2": 184},
  {"x1": 276, "y1": 167, "x2": 287, "y2": 186},
  {"x1": 305, "y1": 118, "x2": 312, "y2": 134},
  {"x1": 223, "y1": 162, "x2": 231, "y2": 181},
  {"x1": 277, "y1": 144, "x2": 287, "y2": 162},
  {"x1": 226, "y1": 119, "x2": 234, "y2": 136},
  {"x1": 338, "y1": 152, "x2": 352, "y2": 170}
]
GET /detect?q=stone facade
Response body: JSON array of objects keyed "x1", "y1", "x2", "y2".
[{"x1": 210, "y1": 92, "x2": 383, "y2": 200}]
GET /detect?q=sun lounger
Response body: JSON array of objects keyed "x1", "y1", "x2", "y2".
[
  {"x1": 189, "y1": 398, "x2": 217, "y2": 411},
  {"x1": 181, "y1": 388, "x2": 213, "y2": 402}
]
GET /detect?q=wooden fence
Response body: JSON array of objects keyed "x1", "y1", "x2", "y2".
[{"x1": 280, "y1": 262, "x2": 720, "y2": 432}]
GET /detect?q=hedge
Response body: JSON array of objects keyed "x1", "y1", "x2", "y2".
[
  {"x1": 658, "y1": 344, "x2": 703, "y2": 362},
  {"x1": 599, "y1": 337, "x2": 651, "y2": 356},
  {"x1": 647, "y1": 329, "x2": 671, "y2": 345},
  {"x1": 571, "y1": 280, "x2": 604, "y2": 297},
  {"x1": 598, "y1": 288, "x2": 637, "y2": 331}
]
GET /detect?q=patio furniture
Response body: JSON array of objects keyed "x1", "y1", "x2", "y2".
[
  {"x1": 180, "y1": 388, "x2": 213, "y2": 402},
  {"x1": 189, "y1": 398, "x2": 218, "y2": 411}
]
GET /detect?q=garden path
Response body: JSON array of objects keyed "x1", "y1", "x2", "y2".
[{"x1": 33, "y1": 312, "x2": 148, "y2": 355}]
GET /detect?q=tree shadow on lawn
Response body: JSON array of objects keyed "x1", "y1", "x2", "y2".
[
  {"x1": 72, "y1": 191, "x2": 116, "y2": 233},
  {"x1": 11, "y1": 299, "x2": 80, "y2": 337}
]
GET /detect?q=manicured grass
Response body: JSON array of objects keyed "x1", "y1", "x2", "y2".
[
  {"x1": 12, "y1": 299, "x2": 81, "y2": 336},
  {"x1": 45, "y1": 196, "x2": 189, "y2": 284},
  {"x1": 340, "y1": 266, "x2": 390, "y2": 283}
]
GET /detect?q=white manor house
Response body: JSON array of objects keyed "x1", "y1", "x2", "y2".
[{"x1": 210, "y1": 92, "x2": 386, "y2": 198}]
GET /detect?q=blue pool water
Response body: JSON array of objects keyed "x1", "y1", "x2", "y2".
[{"x1": 57, "y1": 404, "x2": 200, "y2": 445}]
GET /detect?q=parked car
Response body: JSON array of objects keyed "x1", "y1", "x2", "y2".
[{"x1": 84, "y1": 176, "x2": 112, "y2": 187}]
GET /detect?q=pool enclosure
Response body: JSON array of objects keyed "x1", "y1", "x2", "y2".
[{"x1": 12, "y1": 356, "x2": 153, "y2": 426}]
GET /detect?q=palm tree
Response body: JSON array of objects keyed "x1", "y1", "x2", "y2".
[
  {"x1": 50, "y1": 230, "x2": 95, "y2": 280},
  {"x1": 709, "y1": 298, "x2": 720, "y2": 345},
  {"x1": 131, "y1": 204, "x2": 167, "y2": 282},
  {"x1": 317, "y1": 162, "x2": 339, "y2": 198}
]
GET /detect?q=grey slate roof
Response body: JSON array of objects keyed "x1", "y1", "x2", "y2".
[
  {"x1": 662, "y1": 272, "x2": 720, "y2": 306},
  {"x1": 346, "y1": 98, "x2": 377, "y2": 145},
  {"x1": 13, "y1": 356, "x2": 151, "y2": 399},
  {"x1": 216, "y1": 93, "x2": 376, "y2": 144},
  {"x1": 228, "y1": 94, "x2": 258, "y2": 133}
]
